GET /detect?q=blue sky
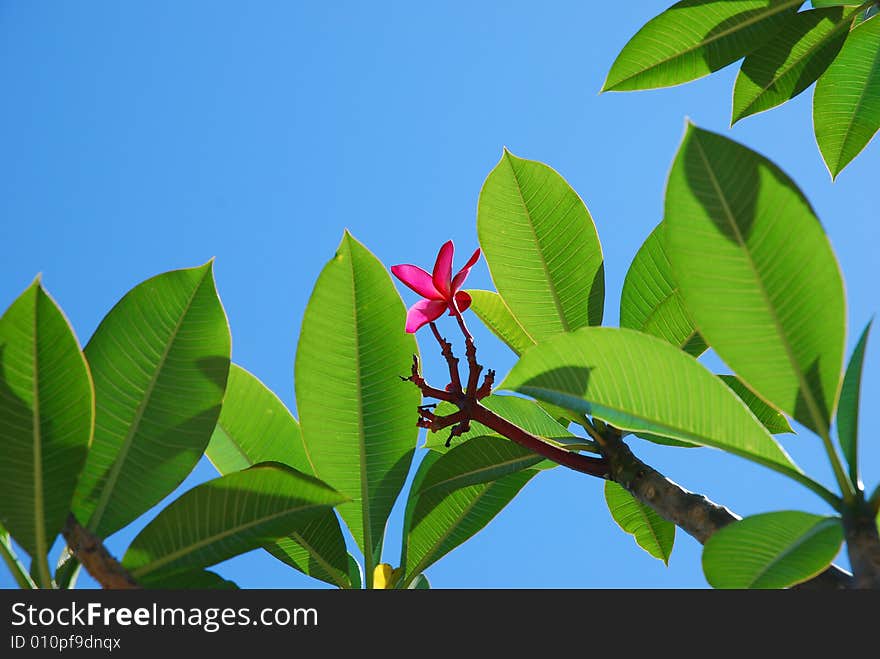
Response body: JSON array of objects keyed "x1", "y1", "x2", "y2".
[{"x1": 1, "y1": 1, "x2": 877, "y2": 588}]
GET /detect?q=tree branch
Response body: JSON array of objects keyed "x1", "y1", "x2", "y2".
[
  {"x1": 843, "y1": 502, "x2": 880, "y2": 588},
  {"x1": 471, "y1": 403, "x2": 609, "y2": 477},
  {"x1": 599, "y1": 432, "x2": 852, "y2": 590},
  {"x1": 62, "y1": 514, "x2": 140, "y2": 589},
  {"x1": 407, "y1": 327, "x2": 854, "y2": 589}
]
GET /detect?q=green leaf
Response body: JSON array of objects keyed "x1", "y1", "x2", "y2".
[
  {"x1": 733, "y1": 7, "x2": 855, "y2": 123},
  {"x1": 0, "y1": 279, "x2": 93, "y2": 587},
  {"x1": 814, "y1": 15, "x2": 880, "y2": 177},
  {"x1": 295, "y1": 231, "x2": 419, "y2": 579},
  {"x1": 408, "y1": 573, "x2": 430, "y2": 589},
  {"x1": 837, "y1": 320, "x2": 872, "y2": 484},
  {"x1": 639, "y1": 374, "x2": 792, "y2": 449},
  {"x1": 665, "y1": 124, "x2": 845, "y2": 438},
  {"x1": 423, "y1": 395, "x2": 590, "y2": 453},
  {"x1": 634, "y1": 432, "x2": 701, "y2": 449},
  {"x1": 207, "y1": 364, "x2": 312, "y2": 474},
  {"x1": 0, "y1": 522, "x2": 36, "y2": 589},
  {"x1": 604, "y1": 481, "x2": 675, "y2": 564},
  {"x1": 399, "y1": 451, "x2": 441, "y2": 578},
  {"x1": 122, "y1": 463, "x2": 347, "y2": 580},
  {"x1": 477, "y1": 149, "x2": 604, "y2": 342},
  {"x1": 53, "y1": 550, "x2": 80, "y2": 590},
  {"x1": 702, "y1": 511, "x2": 843, "y2": 588},
  {"x1": 206, "y1": 364, "x2": 350, "y2": 588},
  {"x1": 417, "y1": 437, "x2": 544, "y2": 496},
  {"x1": 603, "y1": 0, "x2": 801, "y2": 92},
  {"x1": 501, "y1": 327, "x2": 799, "y2": 474},
  {"x1": 467, "y1": 289, "x2": 536, "y2": 356},
  {"x1": 401, "y1": 436, "x2": 546, "y2": 583},
  {"x1": 719, "y1": 375, "x2": 794, "y2": 434},
  {"x1": 140, "y1": 569, "x2": 239, "y2": 590},
  {"x1": 264, "y1": 522, "x2": 350, "y2": 589},
  {"x1": 73, "y1": 263, "x2": 231, "y2": 538},
  {"x1": 404, "y1": 468, "x2": 536, "y2": 583},
  {"x1": 466, "y1": 292, "x2": 597, "y2": 425},
  {"x1": 347, "y1": 554, "x2": 362, "y2": 590},
  {"x1": 620, "y1": 222, "x2": 707, "y2": 358}
]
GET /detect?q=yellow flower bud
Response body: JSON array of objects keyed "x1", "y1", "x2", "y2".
[{"x1": 373, "y1": 563, "x2": 395, "y2": 589}]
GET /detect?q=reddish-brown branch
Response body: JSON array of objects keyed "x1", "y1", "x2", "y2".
[
  {"x1": 472, "y1": 403, "x2": 609, "y2": 478},
  {"x1": 406, "y1": 324, "x2": 608, "y2": 473},
  {"x1": 429, "y1": 322, "x2": 462, "y2": 393},
  {"x1": 465, "y1": 338, "x2": 482, "y2": 396},
  {"x1": 405, "y1": 353, "x2": 454, "y2": 402}
]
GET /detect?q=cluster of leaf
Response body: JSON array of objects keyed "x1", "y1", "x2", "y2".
[
  {"x1": 603, "y1": 1, "x2": 880, "y2": 178},
  {"x1": 206, "y1": 233, "x2": 555, "y2": 590},
  {"x1": 2, "y1": 123, "x2": 876, "y2": 590},
  {"x1": 460, "y1": 125, "x2": 876, "y2": 587},
  {"x1": 0, "y1": 263, "x2": 346, "y2": 590},
  {"x1": 0, "y1": 233, "x2": 580, "y2": 590}
]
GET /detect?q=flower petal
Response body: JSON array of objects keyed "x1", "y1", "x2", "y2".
[
  {"x1": 405, "y1": 299, "x2": 447, "y2": 333},
  {"x1": 451, "y1": 290, "x2": 472, "y2": 314},
  {"x1": 451, "y1": 247, "x2": 481, "y2": 292},
  {"x1": 432, "y1": 240, "x2": 454, "y2": 299},
  {"x1": 391, "y1": 264, "x2": 442, "y2": 299}
]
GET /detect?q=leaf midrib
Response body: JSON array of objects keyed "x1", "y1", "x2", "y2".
[
  {"x1": 31, "y1": 288, "x2": 48, "y2": 578},
  {"x1": 503, "y1": 153, "x2": 570, "y2": 332},
  {"x1": 417, "y1": 454, "x2": 539, "y2": 498},
  {"x1": 608, "y1": 0, "x2": 802, "y2": 89},
  {"x1": 471, "y1": 290, "x2": 537, "y2": 355},
  {"x1": 515, "y1": 383, "x2": 794, "y2": 473},
  {"x1": 407, "y1": 482, "x2": 499, "y2": 582},
  {"x1": 737, "y1": 9, "x2": 855, "y2": 119},
  {"x1": 346, "y1": 244, "x2": 373, "y2": 572},
  {"x1": 636, "y1": 286, "x2": 685, "y2": 335},
  {"x1": 631, "y1": 497, "x2": 668, "y2": 563},
  {"x1": 280, "y1": 529, "x2": 349, "y2": 588},
  {"x1": 212, "y1": 423, "x2": 348, "y2": 588},
  {"x1": 830, "y1": 24, "x2": 880, "y2": 173},
  {"x1": 209, "y1": 424, "x2": 253, "y2": 473},
  {"x1": 87, "y1": 269, "x2": 209, "y2": 533},
  {"x1": 130, "y1": 500, "x2": 332, "y2": 578},
  {"x1": 690, "y1": 132, "x2": 830, "y2": 438}
]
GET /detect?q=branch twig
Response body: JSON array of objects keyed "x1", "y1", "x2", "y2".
[{"x1": 407, "y1": 323, "x2": 608, "y2": 477}]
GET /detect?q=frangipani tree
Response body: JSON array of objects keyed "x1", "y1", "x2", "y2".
[
  {"x1": 396, "y1": 124, "x2": 878, "y2": 588},
  {"x1": 0, "y1": 128, "x2": 876, "y2": 589}
]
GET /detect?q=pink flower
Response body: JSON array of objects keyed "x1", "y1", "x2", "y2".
[{"x1": 391, "y1": 240, "x2": 481, "y2": 333}]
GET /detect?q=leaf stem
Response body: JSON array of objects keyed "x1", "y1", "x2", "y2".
[
  {"x1": 0, "y1": 527, "x2": 37, "y2": 589},
  {"x1": 364, "y1": 549, "x2": 375, "y2": 589},
  {"x1": 35, "y1": 555, "x2": 53, "y2": 589},
  {"x1": 779, "y1": 463, "x2": 844, "y2": 511},
  {"x1": 820, "y1": 430, "x2": 857, "y2": 504}
]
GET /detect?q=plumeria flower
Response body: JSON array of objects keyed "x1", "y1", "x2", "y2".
[{"x1": 391, "y1": 240, "x2": 481, "y2": 333}]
